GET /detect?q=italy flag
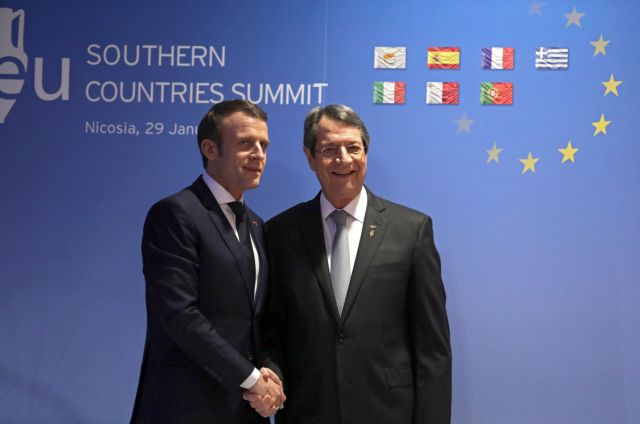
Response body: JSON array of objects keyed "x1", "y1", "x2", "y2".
[{"x1": 373, "y1": 81, "x2": 406, "y2": 104}]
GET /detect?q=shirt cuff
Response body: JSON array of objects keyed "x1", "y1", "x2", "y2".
[{"x1": 239, "y1": 368, "x2": 260, "y2": 389}]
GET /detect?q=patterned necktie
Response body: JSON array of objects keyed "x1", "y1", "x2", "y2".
[
  {"x1": 330, "y1": 209, "x2": 350, "y2": 316},
  {"x1": 228, "y1": 201, "x2": 256, "y2": 287}
]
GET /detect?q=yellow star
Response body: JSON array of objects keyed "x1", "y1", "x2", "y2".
[
  {"x1": 564, "y1": 6, "x2": 585, "y2": 27},
  {"x1": 486, "y1": 142, "x2": 503, "y2": 163},
  {"x1": 602, "y1": 74, "x2": 622, "y2": 96},
  {"x1": 592, "y1": 113, "x2": 611, "y2": 136},
  {"x1": 590, "y1": 34, "x2": 610, "y2": 56},
  {"x1": 519, "y1": 152, "x2": 539, "y2": 174},
  {"x1": 558, "y1": 141, "x2": 579, "y2": 163}
]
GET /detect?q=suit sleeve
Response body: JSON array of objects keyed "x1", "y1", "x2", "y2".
[
  {"x1": 142, "y1": 199, "x2": 255, "y2": 392},
  {"x1": 409, "y1": 216, "x2": 452, "y2": 424}
]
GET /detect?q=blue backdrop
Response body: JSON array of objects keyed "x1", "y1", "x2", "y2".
[{"x1": 1, "y1": 0, "x2": 638, "y2": 422}]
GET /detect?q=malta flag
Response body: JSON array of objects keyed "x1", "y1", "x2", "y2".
[
  {"x1": 482, "y1": 47, "x2": 514, "y2": 69},
  {"x1": 480, "y1": 82, "x2": 513, "y2": 104},
  {"x1": 373, "y1": 81, "x2": 406, "y2": 104},
  {"x1": 426, "y1": 82, "x2": 459, "y2": 104},
  {"x1": 374, "y1": 47, "x2": 407, "y2": 69},
  {"x1": 427, "y1": 47, "x2": 460, "y2": 69}
]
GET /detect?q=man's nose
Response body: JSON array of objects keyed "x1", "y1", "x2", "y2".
[
  {"x1": 250, "y1": 142, "x2": 266, "y2": 158},
  {"x1": 335, "y1": 146, "x2": 353, "y2": 162}
]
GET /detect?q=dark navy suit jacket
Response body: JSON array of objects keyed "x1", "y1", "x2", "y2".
[{"x1": 131, "y1": 176, "x2": 268, "y2": 424}]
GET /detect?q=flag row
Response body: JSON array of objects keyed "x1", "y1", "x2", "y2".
[
  {"x1": 374, "y1": 46, "x2": 569, "y2": 70},
  {"x1": 373, "y1": 81, "x2": 514, "y2": 105}
]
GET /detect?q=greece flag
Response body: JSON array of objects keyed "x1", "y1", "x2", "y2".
[{"x1": 535, "y1": 47, "x2": 569, "y2": 69}]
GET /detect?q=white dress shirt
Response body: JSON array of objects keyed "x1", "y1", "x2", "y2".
[
  {"x1": 202, "y1": 173, "x2": 260, "y2": 389},
  {"x1": 320, "y1": 186, "x2": 368, "y2": 274}
]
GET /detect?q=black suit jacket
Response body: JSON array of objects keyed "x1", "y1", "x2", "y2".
[
  {"x1": 263, "y1": 188, "x2": 451, "y2": 424},
  {"x1": 131, "y1": 176, "x2": 268, "y2": 424}
]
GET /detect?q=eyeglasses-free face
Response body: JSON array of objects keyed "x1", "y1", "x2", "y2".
[{"x1": 201, "y1": 111, "x2": 269, "y2": 199}]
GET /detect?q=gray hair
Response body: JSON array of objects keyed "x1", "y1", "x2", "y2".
[{"x1": 303, "y1": 104, "x2": 370, "y2": 157}]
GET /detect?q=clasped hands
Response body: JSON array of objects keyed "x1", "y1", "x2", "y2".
[{"x1": 243, "y1": 367, "x2": 286, "y2": 417}]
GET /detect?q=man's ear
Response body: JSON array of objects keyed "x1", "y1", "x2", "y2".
[
  {"x1": 303, "y1": 147, "x2": 317, "y2": 172},
  {"x1": 201, "y1": 138, "x2": 219, "y2": 162}
]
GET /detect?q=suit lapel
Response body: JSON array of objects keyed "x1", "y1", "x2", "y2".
[
  {"x1": 298, "y1": 195, "x2": 341, "y2": 322},
  {"x1": 191, "y1": 177, "x2": 256, "y2": 307},
  {"x1": 340, "y1": 188, "x2": 388, "y2": 325}
]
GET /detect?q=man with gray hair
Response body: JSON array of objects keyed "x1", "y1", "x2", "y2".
[{"x1": 254, "y1": 104, "x2": 451, "y2": 423}]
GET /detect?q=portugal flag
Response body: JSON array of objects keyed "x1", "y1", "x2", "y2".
[
  {"x1": 480, "y1": 82, "x2": 513, "y2": 105},
  {"x1": 428, "y1": 47, "x2": 460, "y2": 69}
]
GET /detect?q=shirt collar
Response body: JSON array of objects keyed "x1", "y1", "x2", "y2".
[
  {"x1": 202, "y1": 172, "x2": 242, "y2": 205},
  {"x1": 320, "y1": 186, "x2": 367, "y2": 223}
]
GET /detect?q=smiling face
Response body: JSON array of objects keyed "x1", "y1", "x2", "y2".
[
  {"x1": 202, "y1": 111, "x2": 269, "y2": 199},
  {"x1": 304, "y1": 116, "x2": 367, "y2": 208}
]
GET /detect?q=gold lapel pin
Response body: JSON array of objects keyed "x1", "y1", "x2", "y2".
[{"x1": 369, "y1": 224, "x2": 378, "y2": 238}]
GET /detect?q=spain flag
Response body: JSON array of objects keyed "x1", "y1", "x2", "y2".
[{"x1": 427, "y1": 47, "x2": 460, "y2": 69}]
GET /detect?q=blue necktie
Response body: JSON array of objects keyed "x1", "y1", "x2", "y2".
[
  {"x1": 330, "y1": 209, "x2": 350, "y2": 316},
  {"x1": 228, "y1": 201, "x2": 256, "y2": 287}
]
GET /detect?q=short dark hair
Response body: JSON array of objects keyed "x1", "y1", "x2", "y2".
[
  {"x1": 197, "y1": 99, "x2": 267, "y2": 168},
  {"x1": 303, "y1": 104, "x2": 370, "y2": 157}
]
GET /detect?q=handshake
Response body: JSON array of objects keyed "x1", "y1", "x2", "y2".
[{"x1": 243, "y1": 367, "x2": 287, "y2": 417}]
